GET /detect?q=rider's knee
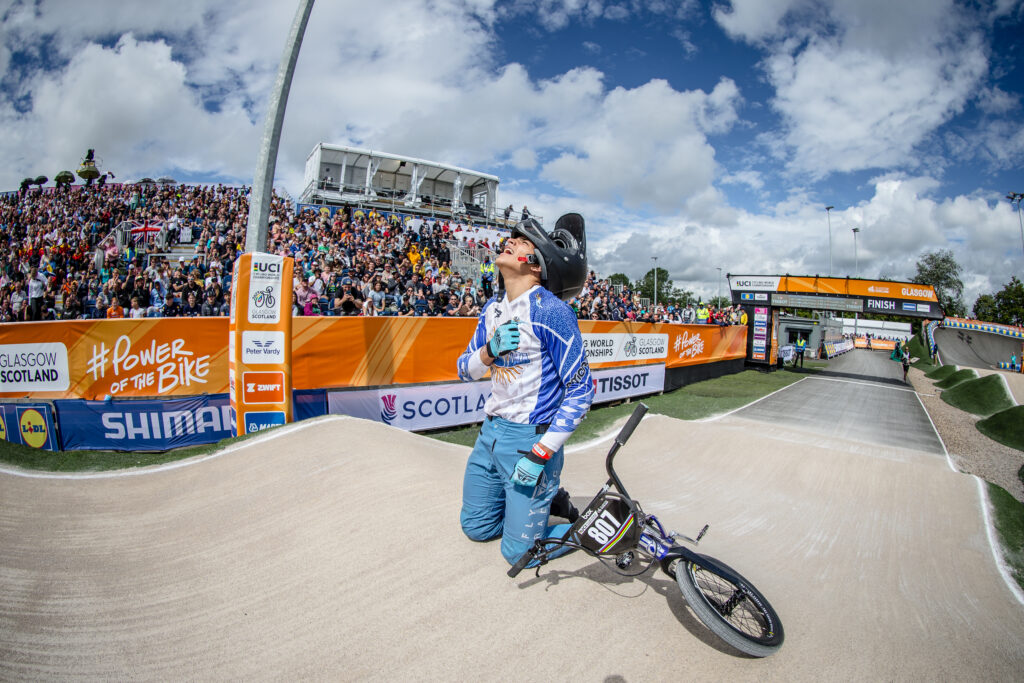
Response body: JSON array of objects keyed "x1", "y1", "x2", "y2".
[{"x1": 461, "y1": 518, "x2": 500, "y2": 543}]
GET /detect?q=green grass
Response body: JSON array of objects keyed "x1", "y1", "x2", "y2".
[
  {"x1": 908, "y1": 336, "x2": 936, "y2": 371},
  {"x1": 934, "y1": 368, "x2": 979, "y2": 389},
  {"x1": 941, "y1": 375, "x2": 1016, "y2": 417},
  {"x1": 427, "y1": 368, "x2": 815, "y2": 448},
  {"x1": 925, "y1": 364, "x2": 958, "y2": 380},
  {"x1": 977, "y1": 406, "x2": 1024, "y2": 452},
  {"x1": 0, "y1": 427, "x2": 279, "y2": 473},
  {"x1": 987, "y1": 482, "x2": 1024, "y2": 591}
]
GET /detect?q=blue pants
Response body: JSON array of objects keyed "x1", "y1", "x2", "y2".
[{"x1": 460, "y1": 416, "x2": 573, "y2": 566}]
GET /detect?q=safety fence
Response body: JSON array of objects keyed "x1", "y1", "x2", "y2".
[
  {"x1": 821, "y1": 339, "x2": 854, "y2": 359},
  {"x1": 853, "y1": 337, "x2": 897, "y2": 351},
  {"x1": 941, "y1": 317, "x2": 1024, "y2": 339},
  {"x1": 0, "y1": 318, "x2": 746, "y2": 451}
]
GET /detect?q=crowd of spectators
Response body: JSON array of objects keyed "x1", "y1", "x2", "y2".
[
  {"x1": 0, "y1": 181, "x2": 745, "y2": 325},
  {"x1": 0, "y1": 182, "x2": 249, "y2": 322},
  {"x1": 569, "y1": 272, "x2": 747, "y2": 325}
]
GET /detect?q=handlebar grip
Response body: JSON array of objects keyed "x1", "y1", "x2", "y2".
[
  {"x1": 507, "y1": 549, "x2": 533, "y2": 578},
  {"x1": 614, "y1": 402, "x2": 649, "y2": 446}
]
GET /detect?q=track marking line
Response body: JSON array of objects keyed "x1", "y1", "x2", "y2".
[
  {"x1": 912, "y1": 391, "x2": 1024, "y2": 607},
  {"x1": 0, "y1": 415, "x2": 353, "y2": 480},
  {"x1": 568, "y1": 377, "x2": 812, "y2": 453},
  {"x1": 978, "y1": 477, "x2": 1024, "y2": 607},
  {"x1": 697, "y1": 377, "x2": 810, "y2": 422},
  {"x1": 914, "y1": 392, "x2": 956, "y2": 473},
  {"x1": 806, "y1": 375, "x2": 918, "y2": 393}
]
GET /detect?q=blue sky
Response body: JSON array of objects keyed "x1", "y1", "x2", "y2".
[{"x1": 1, "y1": 0, "x2": 1022, "y2": 306}]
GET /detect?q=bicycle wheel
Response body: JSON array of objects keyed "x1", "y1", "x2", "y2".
[{"x1": 673, "y1": 554, "x2": 784, "y2": 657}]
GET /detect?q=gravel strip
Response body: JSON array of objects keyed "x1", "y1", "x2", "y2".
[{"x1": 909, "y1": 366, "x2": 1024, "y2": 503}]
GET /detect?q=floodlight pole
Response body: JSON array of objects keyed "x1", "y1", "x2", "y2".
[
  {"x1": 652, "y1": 256, "x2": 658, "y2": 309},
  {"x1": 852, "y1": 227, "x2": 860, "y2": 277},
  {"x1": 1008, "y1": 192, "x2": 1024, "y2": 258},
  {"x1": 245, "y1": 0, "x2": 316, "y2": 254},
  {"x1": 852, "y1": 226, "x2": 860, "y2": 337},
  {"x1": 825, "y1": 205, "x2": 834, "y2": 277},
  {"x1": 716, "y1": 267, "x2": 722, "y2": 307}
]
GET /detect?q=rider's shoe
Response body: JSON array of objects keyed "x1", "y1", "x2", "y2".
[{"x1": 550, "y1": 487, "x2": 580, "y2": 523}]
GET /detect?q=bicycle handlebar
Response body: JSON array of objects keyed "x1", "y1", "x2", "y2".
[
  {"x1": 614, "y1": 403, "x2": 648, "y2": 446},
  {"x1": 605, "y1": 402, "x2": 648, "y2": 503},
  {"x1": 507, "y1": 547, "x2": 534, "y2": 577}
]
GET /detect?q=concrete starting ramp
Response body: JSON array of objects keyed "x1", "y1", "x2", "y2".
[{"x1": 2, "y1": 351, "x2": 1023, "y2": 680}]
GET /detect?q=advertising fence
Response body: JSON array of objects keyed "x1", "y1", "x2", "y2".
[
  {"x1": 0, "y1": 403, "x2": 58, "y2": 450},
  {"x1": 55, "y1": 394, "x2": 233, "y2": 451},
  {"x1": 821, "y1": 339, "x2": 854, "y2": 359},
  {"x1": 0, "y1": 318, "x2": 745, "y2": 450},
  {"x1": 0, "y1": 319, "x2": 745, "y2": 400},
  {"x1": 853, "y1": 337, "x2": 897, "y2": 350}
]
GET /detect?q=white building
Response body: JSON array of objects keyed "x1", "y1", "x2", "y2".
[{"x1": 299, "y1": 143, "x2": 502, "y2": 224}]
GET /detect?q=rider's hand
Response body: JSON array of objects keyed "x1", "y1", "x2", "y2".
[
  {"x1": 511, "y1": 443, "x2": 550, "y2": 488},
  {"x1": 487, "y1": 320, "x2": 520, "y2": 359}
]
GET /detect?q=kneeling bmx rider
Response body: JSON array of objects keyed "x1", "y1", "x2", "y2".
[{"x1": 457, "y1": 214, "x2": 595, "y2": 566}]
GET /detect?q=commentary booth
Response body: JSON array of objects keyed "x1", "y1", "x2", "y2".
[
  {"x1": 0, "y1": 312, "x2": 747, "y2": 453},
  {"x1": 727, "y1": 275, "x2": 943, "y2": 367}
]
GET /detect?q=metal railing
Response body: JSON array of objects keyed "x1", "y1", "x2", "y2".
[{"x1": 301, "y1": 179, "x2": 540, "y2": 227}]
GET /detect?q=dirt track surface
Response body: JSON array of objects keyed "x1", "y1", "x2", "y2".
[{"x1": 2, "y1": 354, "x2": 1024, "y2": 680}]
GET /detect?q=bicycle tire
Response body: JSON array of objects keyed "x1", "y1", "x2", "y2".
[{"x1": 673, "y1": 554, "x2": 784, "y2": 657}]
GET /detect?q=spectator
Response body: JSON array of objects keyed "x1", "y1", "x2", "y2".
[
  {"x1": 106, "y1": 297, "x2": 125, "y2": 318},
  {"x1": 181, "y1": 292, "x2": 201, "y2": 317},
  {"x1": 201, "y1": 292, "x2": 221, "y2": 317},
  {"x1": 129, "y1": 296, "x2": 147, "y2": 319},
  {"x1": 161, "y1": 293, "x2": 182, "y2": 318}
]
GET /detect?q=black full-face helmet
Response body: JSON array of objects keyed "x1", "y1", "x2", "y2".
[{"x1": 507, "y1": 213, "x2": 587, "y2": 301}]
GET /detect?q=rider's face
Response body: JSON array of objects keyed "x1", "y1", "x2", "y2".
[{"x1": 497, "y1": 236, "x2": 537, "y2": 271}]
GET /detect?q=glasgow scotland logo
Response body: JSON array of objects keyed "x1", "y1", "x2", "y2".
[{"x1": 380, "y1": 394, "x2": 397, "y2": 424}]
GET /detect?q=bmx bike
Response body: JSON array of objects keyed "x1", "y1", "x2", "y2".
[{"x1": 509, "y1": 402, "x2": 784, "y2": 658}]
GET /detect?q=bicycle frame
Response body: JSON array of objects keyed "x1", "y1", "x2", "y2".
[{"x1": 509, "y1": 402, "x2": 740, "y2": 584}]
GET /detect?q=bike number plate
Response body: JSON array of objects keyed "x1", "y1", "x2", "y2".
[{"x1": 573, "y1": 495, "x2": 638, "y2": 555}]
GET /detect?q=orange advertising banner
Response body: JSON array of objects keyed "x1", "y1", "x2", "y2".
[
  {"x1": 0, "y1": 319, "x2": 229, "y2": 399},
  {"x1": 746, "y1": 275, "x2": 939, "y2": 302},
  {"x1": 0, "y1": 317, "x2": 747, "y2": 399},
  {"x1": 853, "y1": 337, "x2": 897, "y2": 350}
]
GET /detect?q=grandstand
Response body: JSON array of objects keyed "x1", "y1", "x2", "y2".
[
  {"x1": 299, "y1": 143, "x2": 515, "y2": 226},
  {"x1": 1, "y1": 147, "x2": 739, "y2": 327}
]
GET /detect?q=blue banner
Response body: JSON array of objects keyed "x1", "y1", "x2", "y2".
[
  {"x1": 0, "y1": 402, "x2": 59, "y2": 450},
  {"x1": 55, "y1": 394, "x2": 233, "y2": 452},
  {"x1": 294, "y1": 389, "x2": 327, "y2": 422}
]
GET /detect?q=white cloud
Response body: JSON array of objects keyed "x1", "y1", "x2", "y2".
[
  {"x1": 539, "y1": 77, "x2": 740, "y2": 211},
  {"x1": 0, "y1": 35, "x2": 256, "y2": 183},
  {"x1": 588, "y1": 173, "x2": 1021, "y2": 306},
  {"x1": 715, "y1": 0, "x2": 993, "y2": 178},
  {"x1": 713, "y1": 0, "x2": 805, "y2": 43},
  {"x1": 765, "y1": 36, "x2": 987, "y2": 175},
  {"x1": 721, "y1": 170, "x2": 765, "y2": 191}
]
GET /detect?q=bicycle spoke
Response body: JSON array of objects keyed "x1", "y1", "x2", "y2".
[{"x1": 692, "y1": 566, "x2": 770, "y2": 639}]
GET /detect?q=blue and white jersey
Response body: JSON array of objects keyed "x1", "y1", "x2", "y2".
[{"x1": 457, "y1": 285, "x2": 594, "y2": 452}]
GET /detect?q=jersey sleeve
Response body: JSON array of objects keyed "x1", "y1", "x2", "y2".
[
  {"x1": 457, "y1": 300, "x2": 493, "y2": 382},
  {"x1": 534, "y1": 301, "x2": 594, "y2": 452}
]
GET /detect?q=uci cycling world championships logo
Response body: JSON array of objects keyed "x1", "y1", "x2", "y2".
[
  {"x1": 380, "y1": 394, "x2": 398, "y2": 424},
  {"x1": 247, "y1": 254, "x2": 284, "y2": 324}
]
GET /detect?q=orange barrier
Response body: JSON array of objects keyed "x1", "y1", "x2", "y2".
[
  {"x1": 0, "y1": 318, "x2": 747, "y2": 399},
  {"x1": 853, "y1": 337, "x2": 897, "y2": 350}
]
